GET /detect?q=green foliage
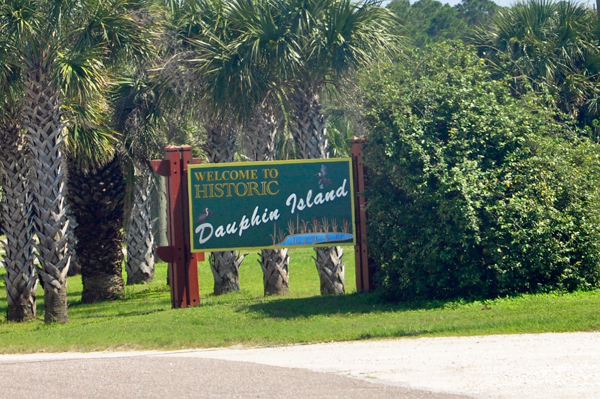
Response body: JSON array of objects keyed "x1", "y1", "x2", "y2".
[
  {"x1": 455, "y1": 0, "x2": 499, "y2": 26},
  {"x1": 389, "y1": 0, "x2": 467, "y2": 47},
  {"x1": 473, "y1": 0, "x2": 600, "y2": 124},
  {"x1": 360, "y1": 42, "x2": 600, "y2": 302},
  {"x1": 0, "y1": 0, "x2": 153, "y2": 101},
  {"x1": 0, "y1": 0, "x2": 155, "y2": 168},
  {"x1": 324, "y1": 106, "x2": 365, "y2": 157},
  {"x1": 388, "y1": 0, "x2": 498, "y2": 47}
]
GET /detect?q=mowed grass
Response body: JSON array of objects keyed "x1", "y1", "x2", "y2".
[{"x1": 0, "y1": 247, "x2": 599, "y2": 354}]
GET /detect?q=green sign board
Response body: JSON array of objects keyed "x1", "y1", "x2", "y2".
[{"x1": 188, "y1": 158, "x2": 355, "y2": 252}]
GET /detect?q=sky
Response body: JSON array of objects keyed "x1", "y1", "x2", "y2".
[{"x1": 381, "y1": 0, "x2": 594, "y2": 8}]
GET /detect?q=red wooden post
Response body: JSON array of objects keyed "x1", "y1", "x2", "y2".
[
  {"x1": 180, "y1": 146, "x2": 201, "y2": 306},
  {"x1": 351, "y1": 137, "x2": 371, "y2": 292},
  {"x1": 152, "y1": 145, "x2": 203, "y2": 308}
]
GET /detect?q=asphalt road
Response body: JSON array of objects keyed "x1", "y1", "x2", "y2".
[{"x1": 0, "y1": 353, "x2": 471, "y2": 399}]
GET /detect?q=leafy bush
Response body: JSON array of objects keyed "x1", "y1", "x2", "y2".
[{"x1": 360, "y1": 42, "x2": 600, "y2": 301}]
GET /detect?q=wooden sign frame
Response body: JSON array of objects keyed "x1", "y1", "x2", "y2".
[{"x1": 151, "y1": 140, "x2": 372, "y2": 309}]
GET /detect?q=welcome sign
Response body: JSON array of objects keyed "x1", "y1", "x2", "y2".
[{"x1": 188, "y1": 159, "x2": 356, "y2": 252}]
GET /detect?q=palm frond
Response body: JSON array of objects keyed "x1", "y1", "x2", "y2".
[
  {"x1": 63, "y1": 93, "x2": 119, "y2": 170},
  {"x1": 473, "y1": 0, "x2": 600, "y2": 119}
]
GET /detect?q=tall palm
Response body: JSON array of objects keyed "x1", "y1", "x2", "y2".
[
  {"x1": 0, "y1": 0, "x2": 151, "y2": 323},
  {"x1": 0, "y1": 71, "x2": 37, "y2": 320},
  {"x1": 0, "y1": 122, "x2": 37, "y2": 321},
  {"x1": 161, "y1": 0, "x2": 253, "y2": 295},
  {"x1": 113, "y1": 71, "x2": 164, "y2": 285},
  {"x1": 279, "y1": 0, "x2": 398, "y2": 294},
  {"x1": 473, "y1": 0, "x2": 600, "y2": 121},
  {"x1": 66, "y1": 4, "x2": 154, "y2": 296},
  {"x1": 210, "y1": 0, "x2": 292, "y2": 295},
  {"x1": 203, "y1": 113, "x2": 248, "y2": 295},
  {"x1": 243, "y1": 103, "x2": 290, "y2": 295},
  {"x1": 187, "y1": 0, "x2": 295, "y2": 295},
  {"x1": 114, "y1": 2, "x2": 205, "y2": 286},
  {"x1": 125, "y1": 164, "x2": 157, "y2": 284}
]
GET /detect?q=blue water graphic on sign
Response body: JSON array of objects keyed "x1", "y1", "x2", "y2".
[{"x1": 278, "y1": 233, "x2": 353, "y2": 246}]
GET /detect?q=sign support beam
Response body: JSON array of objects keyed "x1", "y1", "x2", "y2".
[
  {"x1": 152, "y1": 145, "x2": 203, "y2": 308},
  {"x1": 351, "y1": 137, "x2": 371, "y2": 292}
]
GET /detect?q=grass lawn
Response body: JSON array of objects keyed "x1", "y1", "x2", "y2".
[{"x1": 0, "y1": 247, "x2": 599, "y2": 354}]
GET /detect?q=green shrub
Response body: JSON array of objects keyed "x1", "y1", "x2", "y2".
[{"x1": 360, "y1": 42, "x2": 600, "y2": 301}]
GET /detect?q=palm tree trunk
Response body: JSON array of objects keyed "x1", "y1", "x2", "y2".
[
  {"x1": 290, "y1": 84, "x2": 329, "y2": 160},
  {"x1": 126, "y1": 164, "x2": 155, "y2": 284},
  {"x1": 260, "y1": 248, "x2": 290, "y2": 295},
  {"x1": 0, "y1": 121, "x2": 37, "y2": 321},
  {"x1": 244, "y1": 105, "x2": 278, "y2": 162},
  {"x1": 152, "y1": 176, "x2": 168, "y2": 247},
  {"x1": 67, "y1": 214, "x2": 81, "y2": 276},
  {"x1": 315, "y1": 246, "x2": 345, "y2": 295},
  {"x1": 290, "y1": 83, "x2": 345, "y2": 295},
  {"x1": 204, "y1": 118, "x2": 247, "y2": 294},
  {"x1": 209, "y1": 251, "x2": 247, "y2": 295},
  {"x1": 68, "y1": 156, "x2": 126, "y2": 302},
  {"x1": 245, "y1": 104, "x2": 290, "y2": 295},
  {"x1": 24, "y1": 56, "x2": 71, "y2": 323}
]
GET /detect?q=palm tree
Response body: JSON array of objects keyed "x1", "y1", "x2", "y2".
[
  {"x1": 0, "y1": 0, "x2": 151, "y2": 323},
  {"x1": 125, "y1": 165, "x2": 157, "y2": 284},
  {"x1": 207, "y1": 0, "x2": 293, "y2": 295},
  {"x1": 473, "y1": 0, "x2": 600, "y2": 122},
  {"x1": 0, "y1": 28, "x2": 36, "y2": 323},
  {"x1": 113, "y1": 71, "x2": 163, "y2": 285},
  {"x1": 65, "y1": 97, "x2": 127, "y2": 302},
  {"x1": 112, "y1": 2, "x2": 207, "y2": 286},
  {"x1": 0, "y1": 80, "x2": 37, "y2": 320},
  {"x1": 278, "y1": 0, "x2": 398, "y2": 294},
  {"x1": 160, "y1": 0, "x2": 253, "y2": 295},
  {"x1": 243, "y1": 102, "x2": 290, "y2": 295},
  {"x1": 68, "y1": 155, "x2": 127, "y2": 302},
  {"x1": 203, "y1": 112, "x2": 248, "y2": 295},
  {"x1": 187, "y1": 0, "x2": 296, "y2": 295}
]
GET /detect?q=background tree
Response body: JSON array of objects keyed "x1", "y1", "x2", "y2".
[
  {"x1": 388, "y1": 0, "x2": 467, "y2": 47},
  {"x1": 473, "y1": 0, "x2": 600, "y2": 125},
  {"x1": 388, "y1": 0, "x2": 499, "y2": 47},
  {"x1": 455, "y1": 0, "x2": 499, "y2": 26}
]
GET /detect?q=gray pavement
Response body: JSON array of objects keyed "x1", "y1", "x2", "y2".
[
  {"x1": 0, "y1": 354, "x2": 470, "y2": 399},
  {"x1": 2, "y1": 332, "x2": 599, "y2": 398}
]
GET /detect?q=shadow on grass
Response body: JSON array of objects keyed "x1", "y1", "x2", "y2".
[
  {"x1": 66, "y1": 285, "x2": 170, "y2": 310},
  {"x1": 245, "y1": 291, "x2": 468, "y2": 319},
  {"x1": 76, "y1": 308, "x2": 168, "y2": 321},
  {"x1": 115, "y1": 308, "x2": 167, "y2": 317}
]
